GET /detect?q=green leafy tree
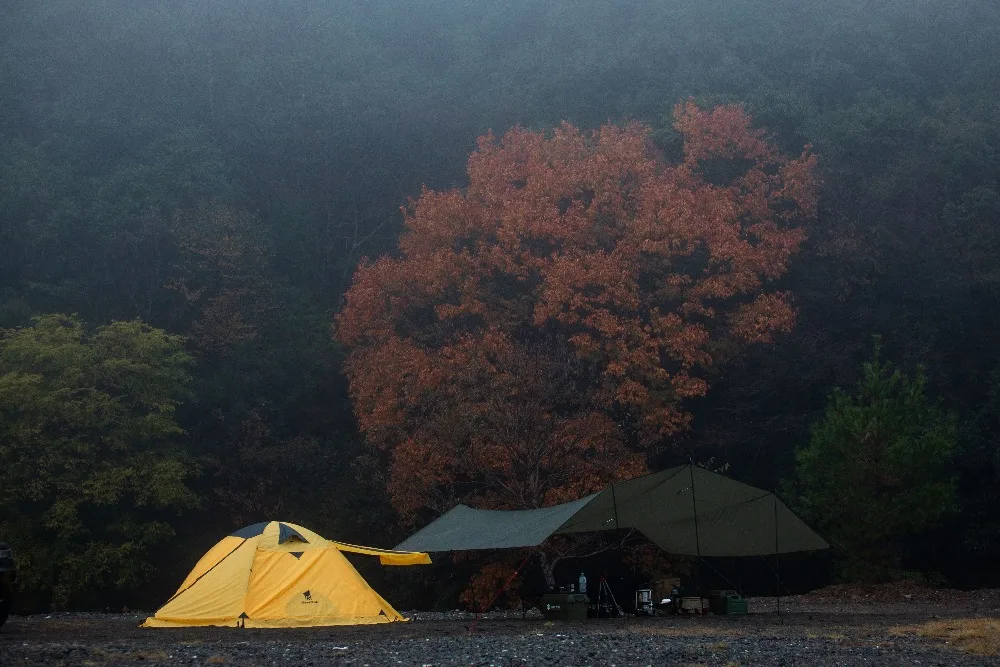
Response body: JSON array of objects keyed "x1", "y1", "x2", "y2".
[
  {"x1": 0, "y1": 315, "x2": 198, "y2": 609},
  {"x1": 789, "y1": 343, "x2": 956, "y2": 580}
]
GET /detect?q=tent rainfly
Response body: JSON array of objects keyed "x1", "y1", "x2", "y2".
[
  {"x1": 395, "y1": 464, "x2": 828, "y2": 557},
  {"x1": 144, "y1": 521, "x2": 430, "y2": 628}
]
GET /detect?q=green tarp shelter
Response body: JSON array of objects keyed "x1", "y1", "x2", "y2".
[{"x1": 395, "y1": 465, "x2": 828, "y2": 557}]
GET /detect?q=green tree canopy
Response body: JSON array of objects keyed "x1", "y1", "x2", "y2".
[
  {"x1": 0, "y1": 314, "x2": 198, "y2": 609},
  {"x1": 789, "y1": 343, "x2": 956, "y2": 581}
]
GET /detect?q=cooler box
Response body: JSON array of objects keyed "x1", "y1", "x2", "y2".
[
  {"x1": 539, "y1": 593, "x2": 589, "y2": 620},
  {"x1": 709, "y1": 590, "x2": 748, "y2": 615},
  {"x1": 679, "y1": 596, "x2": 705, "y2": 614}
]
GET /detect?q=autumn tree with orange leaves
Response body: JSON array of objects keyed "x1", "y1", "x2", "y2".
[{"x1": 336, "y1": 103, "x2": 818, "y2": 531}]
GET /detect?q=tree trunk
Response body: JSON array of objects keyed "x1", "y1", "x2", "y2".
[{"x1": 538, "y1": 551, "x2": 560, "y2": 590}]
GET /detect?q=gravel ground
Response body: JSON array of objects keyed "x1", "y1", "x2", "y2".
[{"x1": 1, "y1": 592, "x2": 997, "y2": 666}]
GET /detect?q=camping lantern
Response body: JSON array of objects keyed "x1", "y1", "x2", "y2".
[{"x1": 635, "y1": 588, "x2": 654, "y2": 615}]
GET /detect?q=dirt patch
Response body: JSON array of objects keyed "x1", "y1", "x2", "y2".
[{"x1": 893, "y1": 617, "x2": 1000, "y2": 657}]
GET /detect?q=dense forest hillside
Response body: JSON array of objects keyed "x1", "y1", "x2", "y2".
[{"x1": 1, "y1": 0, "x2": 998, "y2": 610}]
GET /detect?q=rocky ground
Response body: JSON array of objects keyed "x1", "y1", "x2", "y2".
[{"x1": 2, "y1": 584, "x2": 998, "y2": 666}]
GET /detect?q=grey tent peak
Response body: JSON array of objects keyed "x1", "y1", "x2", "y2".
[
  {"x1": 394, "y1": 464, "x2": 828, "y2": 557},
  {"x1": 277, "y1": 522, "x2": 309, "y2": 544},
  {"x1": 230, "y1": 522, "x2": 269, "y2": 539}
]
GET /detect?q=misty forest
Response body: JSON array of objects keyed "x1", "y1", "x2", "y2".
[{"x1": 1, "y1": 0, "x2": 999, "y2": 613}]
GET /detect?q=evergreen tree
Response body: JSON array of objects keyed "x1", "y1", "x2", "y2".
[{"x1": 789, "y1": 342, "x2": 956, "y2": 580}]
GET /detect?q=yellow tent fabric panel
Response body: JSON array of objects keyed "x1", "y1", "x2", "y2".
[
  {"x1": 328, "y1": 540, "x2": 432, "y2": 566},
  {"x1": 145, "y1": 537, "x2": 259, "y2": 626},
  {"x1": 171, "y1": 535, "x2": 247, "y2": 592},
  {"x1": 243, "y1": 550, "x2": 403, "y2": 625},
  {"x1": 376, "y1": 551, "x2": 431, "y2": 566},
  {"x1": 142, "y1": 521, "x2": 425, "y2": 628}
]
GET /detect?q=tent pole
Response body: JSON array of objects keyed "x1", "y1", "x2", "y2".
[
  {"x1": 608, "y1": 481, "x2": 620, "y2": 620},
  {"x1": 611, "y1": 482, "x2": 620, "y2": 537},
  {"x1": 688, "y1": 464, "x2": 702, "y2": 599},
  {"x1": 774, "y1": 493, "x2": 780, "y2": 615}
]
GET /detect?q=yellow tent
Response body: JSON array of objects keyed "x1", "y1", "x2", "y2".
[{"x1": 143, "y1": 521, "x2": 430, "y2": 628}]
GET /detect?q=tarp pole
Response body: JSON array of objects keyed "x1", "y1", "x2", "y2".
[
  {"x1": 688, "y1": 464, "x2": 702, "y2": 598},
  {"x1": 774, "y1": 493, "x2": 780, "y2": 615},
  {"x1": 611, "y1": 482, "x2": 620, "y2": 536},
  {"x1": 606, "y1": 481, "x2": 620, "y2": 620}
]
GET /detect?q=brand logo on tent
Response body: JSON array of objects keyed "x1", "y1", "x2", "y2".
[{"x1": 301, "y1": 590, "x2": 317, "y2": 604}]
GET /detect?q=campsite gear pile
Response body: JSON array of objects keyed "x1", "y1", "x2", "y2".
[
  {"x1": 632, "y1": 587, "x2": 747, "y2": 616},
  {"x1": 143, "y1": 521, "x2": 429, "y2": 628},
  {"x1": 639, "y1": 580, "x2": 746, "y2": 616}
]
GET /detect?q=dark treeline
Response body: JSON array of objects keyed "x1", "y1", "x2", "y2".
[{"x1": 1, "y1": 0, "x2": 998, "y2": 610}]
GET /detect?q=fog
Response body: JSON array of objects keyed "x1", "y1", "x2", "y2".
[{"x1": 1, "y1": 0, "x2": 998, "y2": 610}]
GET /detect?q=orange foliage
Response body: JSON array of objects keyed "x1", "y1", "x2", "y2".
[
  {"x1": 458, "y1": 560, "x2": 524, "y2": 612},
  {"x1": 336, "y1": 103, "x2": 818, "y2": 520}
]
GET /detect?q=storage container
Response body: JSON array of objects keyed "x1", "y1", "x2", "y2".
[{"x1": 539, "y1": 593, "x2": 589, "y2": 620}]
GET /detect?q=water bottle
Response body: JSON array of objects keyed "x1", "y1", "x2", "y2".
[{"x1": 578, "y1": 572, "x2": 587, "y2": 594}]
